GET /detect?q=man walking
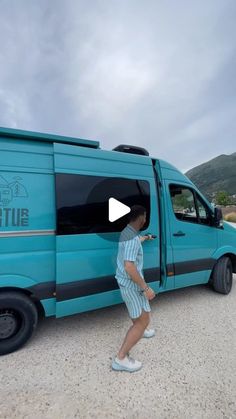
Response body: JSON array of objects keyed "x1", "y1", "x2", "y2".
[{"x1": 112, "y1": 205, "x2": 156, "y2": 372}]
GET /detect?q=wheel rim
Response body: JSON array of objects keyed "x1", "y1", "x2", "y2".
[{"x1": 0, "y1": 309, "x2": 22, "y2": 340}]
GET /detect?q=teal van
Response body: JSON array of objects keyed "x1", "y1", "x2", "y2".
[{"x1": 0, "y1": 127, "x2": 235, "y2": 355}]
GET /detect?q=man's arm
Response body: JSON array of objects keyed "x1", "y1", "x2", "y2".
[
  {"x1": 124, "y1": 261, "x2": 147, "y2": 290},
  {"x1": 124, "y1": 261, "x2": 155, "y2": 300},
  {"x1": 123, "y1": 238, "x2": 155, "y2": 299}
]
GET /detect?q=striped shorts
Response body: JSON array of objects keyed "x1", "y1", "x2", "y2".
[{"x1": 119, "y1": 284, "x2": 151, "y2": 319}]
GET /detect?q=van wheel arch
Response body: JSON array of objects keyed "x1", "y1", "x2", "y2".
[{"x1": 0, "y1": 287, "x2": 45, "y2": 318}]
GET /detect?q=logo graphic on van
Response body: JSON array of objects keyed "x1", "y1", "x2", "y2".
[
  {"x1": 0, "y1": 176, "x2": 29, "y2": 228},
  {"x1": 0, "y1": 175, "x2": 28, "y2": 207}
]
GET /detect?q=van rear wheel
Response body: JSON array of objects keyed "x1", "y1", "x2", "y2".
[
  {"x1": 0, "y1": 292, "x2": 38, "y2": 355},
  {"x1": 212, "y1": 256, "x2": 233, "y2": 295}
]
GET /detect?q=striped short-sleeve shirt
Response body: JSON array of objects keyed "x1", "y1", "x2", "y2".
[{"x1": 115, "y1": 224, "x2": 143, "y2": 290}]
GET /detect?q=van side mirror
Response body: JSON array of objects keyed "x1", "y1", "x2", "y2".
[{"x1": 213, "y1": 207, "x2": 223, "y2": 227}]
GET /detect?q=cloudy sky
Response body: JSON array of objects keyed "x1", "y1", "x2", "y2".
[{"x1": 0, "y1": 0, "x2": 235, "y2": 172}]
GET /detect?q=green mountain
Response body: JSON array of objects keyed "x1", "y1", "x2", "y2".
[{"x1": 185, "y1": 152, "x2": 236, "y2": 200}]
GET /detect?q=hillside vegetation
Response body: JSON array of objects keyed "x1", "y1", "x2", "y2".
[{"x1": 185, "y1": 152, "x2": 236, "y2": 200}]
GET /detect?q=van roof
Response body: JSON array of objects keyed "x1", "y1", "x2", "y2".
[{"x1": 0, "y1": 127, "x2": 100, "y2": 149}]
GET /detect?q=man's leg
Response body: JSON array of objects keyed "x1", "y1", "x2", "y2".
[
  {"x1": 117, "y1": 310, "x2": 150, "y2": 360},
  {"x1": 131, "y1": 318, "x2": 151, "y2": 329}
]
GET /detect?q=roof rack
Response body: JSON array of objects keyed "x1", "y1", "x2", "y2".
[
  {"x1": 0, "y1": 127, "x2": 100, "y2": 149},
  {"x1": 113, "y1": 144, "x2": 149, "y2": 156}
]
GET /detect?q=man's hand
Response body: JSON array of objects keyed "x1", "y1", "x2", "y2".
[
  {"x1": 139, "y1": 234, "x2": 155, "y2": 243},
  {"x1": 144, "y1": 287, "x2": 155, "y2": 300}
]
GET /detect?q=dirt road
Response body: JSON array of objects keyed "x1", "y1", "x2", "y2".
[{"x1": 1, "y1": 277, "x2": 236, "y2": 419}]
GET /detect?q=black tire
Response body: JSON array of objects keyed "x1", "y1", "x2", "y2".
[
  {"x1": 212, "y1": 257, "x2": 233, "y2": 295},
  {"x1": 0, "y1": 292, "x2": 38, "y2": 356}
]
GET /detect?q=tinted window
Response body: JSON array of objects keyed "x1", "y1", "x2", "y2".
[{"x1": 56, "y1": 174, "x2": 150, "y2": 235}]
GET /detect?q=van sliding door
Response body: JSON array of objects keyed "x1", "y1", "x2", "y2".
[{"x1": 53, "y1": 143, "x2": 161, "y2": 318}]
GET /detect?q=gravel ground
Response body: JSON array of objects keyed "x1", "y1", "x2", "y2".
[{"x1": 1, "y1": 276, "x2": 236, "y2": 419}]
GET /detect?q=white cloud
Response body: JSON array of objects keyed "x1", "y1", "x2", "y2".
[{"x1": 0, "y1": 0, "x2": 235, "y2": 171}]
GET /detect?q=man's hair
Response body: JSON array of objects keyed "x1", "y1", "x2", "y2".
[{"x1": 129, "y1": 205, "x2": 146, "y2": 222}]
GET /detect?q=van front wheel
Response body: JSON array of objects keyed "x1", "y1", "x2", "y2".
[
  {"x1": 0, "y1": 292, "x2": 38, "y2": 356},
  {"x1": 212, "y1": 256, "x2": 233, "y2": 295}
]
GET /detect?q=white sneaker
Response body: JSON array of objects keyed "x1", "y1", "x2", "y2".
[
  {"x1": 143, "y1": 328, "x2": 155, "y2": 338},
  {"x1": 112, "y1": 355, "x2": 142, "y2": 372}
]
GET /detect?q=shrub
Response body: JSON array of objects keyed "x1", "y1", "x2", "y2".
[{"x1": 224, "y1": 212, "x2": 236, "y2": 223}]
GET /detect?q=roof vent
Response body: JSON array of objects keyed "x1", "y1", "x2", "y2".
[{"x1": 113, "y1": 144, "x2": 149, "y2": 156}]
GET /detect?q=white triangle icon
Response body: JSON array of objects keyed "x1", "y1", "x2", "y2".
[{"x1": 109, "y1": 198, "x2": 131, "y2": 222}]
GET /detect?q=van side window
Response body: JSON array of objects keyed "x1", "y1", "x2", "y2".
[
  {"x1": 169, "y1": 185, "x2": 198, "y2": 223},
  {"x1": 195, "y1": 193, "x2": 211, "y2": 225},
  {"x1": 169, "y1": 185, "x2": 212, "y2": 225},
  {"x1": 56, "y1": 174, "x2": 150, "y2": 235}
]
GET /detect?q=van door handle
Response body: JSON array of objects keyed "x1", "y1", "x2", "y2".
[{"x1": 173, "y1": 231, "x2": 186, "y2": 237}]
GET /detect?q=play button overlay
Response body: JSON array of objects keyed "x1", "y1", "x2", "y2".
[
  {"x1": 109, "y1": 198, "x2": 131, "y2": 222},
  {"x1": 85, "y1": 177, "x2": 145, "y2": 242}
]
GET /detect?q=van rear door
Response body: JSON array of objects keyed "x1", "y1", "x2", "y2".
[{"x1": 53, "y1": 143, "x2": 160, "y2": 318}]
